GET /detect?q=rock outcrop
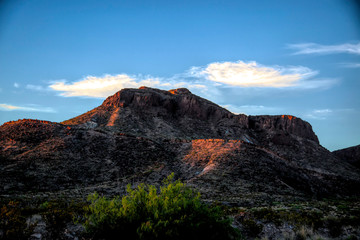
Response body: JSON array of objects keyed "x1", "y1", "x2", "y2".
[{"x1": 248, "y1": 115, "x2": 319, "y2": 143}]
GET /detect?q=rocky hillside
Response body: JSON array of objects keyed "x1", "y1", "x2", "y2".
[{"x1": 0, "y1": 87, "x2": 359, "y2": 204}]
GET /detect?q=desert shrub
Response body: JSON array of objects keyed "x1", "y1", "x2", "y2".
[
  {"x1": 294, "y1": 225, "x2": 323, "y2": 240},
  {"x1": 83, "y1": 173, "x2": 241, "y2": 240},
  {"x1": 286, "y1": 210, "x2": 323, "y2": 229},
  {"x1": 345, "y1": 235, "x2": 358, "y2": 240},
  {"x1": 241, "y1": 219, "x2": 263, "y2": 237},
  {"x1": 324, "y1": 216, "x2": 343, "y2": 237},
  {"x1": 0, "y1": 201, "x2": 32, "y2": 239},
  {"x1": 40, "y1": 200, "x2": 83, "y2": 238},
  {"x1": 251, "y1": 207, "x2": 323, "y2": 229},
  {"x1": 252, "y1": 208, "x2": 282, "y2": 226}
]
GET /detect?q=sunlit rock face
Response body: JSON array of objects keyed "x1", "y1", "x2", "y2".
[
  {"x1": 0, "y1": 87, "x2": 359, "y2": 203},
  {"x1": 99, "y1": 86, "x2": 233, "y2": 122}
]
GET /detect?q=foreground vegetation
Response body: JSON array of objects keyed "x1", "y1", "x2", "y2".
[
  {"x1": 1, "y1": 174, "x2": 241, "y2": 240},
  {"x1": 228, "y1": 199, "x2": 360, "y2": 239},
  {"x1": 1, "y1": 175, "x2": 360, "y2": 239},
  {"x1": 83, "y1": 173, "x2": 241, "y2": 240}
]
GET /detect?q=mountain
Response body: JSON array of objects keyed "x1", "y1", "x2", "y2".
[
  {"x1": 333, "y1": 144, "x2": 360, "y2": 169},
  {"x1": 0, "y1": 87, "x2": 359, "y2": 204}
]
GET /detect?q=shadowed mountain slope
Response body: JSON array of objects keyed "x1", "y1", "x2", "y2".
[{"x1": 334, "y1": 144, "x2": 360, "y2": 169}]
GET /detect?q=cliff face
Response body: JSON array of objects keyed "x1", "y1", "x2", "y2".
[
  {"x1": 248, "y1": 115, "x2": 319, "y2": 143},
  {"x1": 0, "y1": 87, "x2": 359, "y2": 202}
]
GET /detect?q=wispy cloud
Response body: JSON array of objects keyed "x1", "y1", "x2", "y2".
[
  {"x1": 303, "y1": 108, "x2": 355, "y2": 120},
  {"x1": 222, "y1": 104, "x2": 282, "y2": 115},
  {"x1": 304, "y1": 109, "x2": 333, "y2": 120},
  {"x1": 46, "y1": 60, "x2": 336, "y2": 98},
  {"x1": 0, "y1": 104, "x2": 56, "y2": 113},
  {"x1": 340, "y1": 62, "x2": 360, "y2": 68},
  {"x1": 288, "y1": 42, "x2": 360, "y2": 55},
  {"x1": 26, "y1": 84, "x2": 49, "y2": 91},
  {"x1": 14, "y1": 83, "x2": 19, "y2": 88}
]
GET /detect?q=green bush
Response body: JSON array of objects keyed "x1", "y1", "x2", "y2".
[{"x1": 83, "y1": 173, "x2": 241, "y2": 240}]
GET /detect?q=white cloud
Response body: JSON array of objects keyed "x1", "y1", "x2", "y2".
[
  {"x1": 222, "y1": 104, "x2": 282, "y2": 115},
  {"x1": 49, "y1": 74, "x2": 163, "y2": 98},
  {"x1": 49, "y1": 74, "x2": 208, "y2": 98},
  {"x1": 288, "y1": 42, "x2": 360, "y2": 55},
  {"x1": 189, "y1": 61, "x2": 335, "y2": 89},
  {"x1": 0, "y1": 104, "x2": 56, "y2": 113},
  {"x1": 14, "y1": 83, "x2": 19, "y2": 88},
  {"x1": 46, "y1": 61, "x2": 336, "y2": 98}
]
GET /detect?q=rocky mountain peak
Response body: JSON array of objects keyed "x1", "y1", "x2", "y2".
[
  {"x1": 101, "y1": 86, "x2": 192, "y2": 109},
  {"x1": 96, "y1": 86, "x2": 231, "y2": 121},
  {"x1": 60, "y1": 87, "x2": 320, "y2": 144}
]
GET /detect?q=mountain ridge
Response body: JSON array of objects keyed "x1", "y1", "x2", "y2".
[
  {"x1": 333, "y1": 144, "x2": 360, "y2": 169},
  {"x1": 62, "y1": 87, "x2": 319, "y2": 144}
]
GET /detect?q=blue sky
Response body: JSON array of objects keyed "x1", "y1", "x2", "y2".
[{"x1": 0, "y1": 0, "x2": 359, "y2": 151}]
